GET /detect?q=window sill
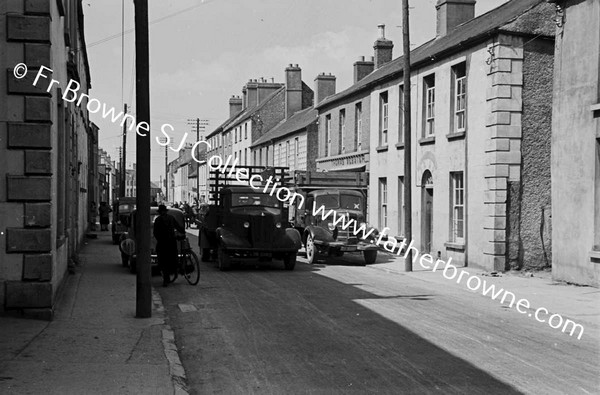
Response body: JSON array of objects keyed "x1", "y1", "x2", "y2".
[
  {"x1": 590, "y1": 250, "x2": 600, "y2": 261},
  {"x1": 446, "y1": 131, "x2": 466, "y2": 140},
  {"x1": 590, "y1": 103, "x2": 600, "y2": 112},
  {"x1": 395, "y1": 142, "x2": 405, "y2": 150},
  {"x1": 444, "y1": 241, "x2": 465, "y2": 251},
  {"x1": 376, "y1": 145, "x2": 389, "y2": 152},
  {"x1": 419, "y1": 136, "x2": 435, "y2": 145}
]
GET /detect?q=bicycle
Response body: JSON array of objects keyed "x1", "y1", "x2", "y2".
[{"x1": 168, "y1": 235, "x2": 200, "y2": 285}]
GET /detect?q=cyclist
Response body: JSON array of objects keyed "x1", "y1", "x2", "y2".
[{"x1": 153, "y1": 204, "x2": 185, "y2": 287}]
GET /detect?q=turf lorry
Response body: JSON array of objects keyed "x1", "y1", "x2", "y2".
[
  {"x1": 197, "y1": 165, "x2": 302, "y2": 271},
  {"x1": 288, "y1": 171, "x2": 378, "y2": 265}
]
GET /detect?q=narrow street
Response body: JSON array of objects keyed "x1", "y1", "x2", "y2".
[{"x1": 158, "y1": 233, "x2": 599, "y2": 395}]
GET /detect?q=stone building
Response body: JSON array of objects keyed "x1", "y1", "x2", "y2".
[
  {"x1": 317, "y1": 0, "x2": 556, "y2": 272},
  {"x1": 0, "y1": 0, "x2": 93, "y2": 316},
  {"x1": 548, "y1": 0, "x2": 600, "y2": 286}
]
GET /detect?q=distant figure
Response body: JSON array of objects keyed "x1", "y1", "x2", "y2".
[
  {"x1": 153, "y1": 205, "x2": 185, "y2": 287},
  {"x1": 183, "y1": 202, "x2": 193, "y2": 229},
  {"x1": 151, "y1": 199, "x2": 159, "y2": 207},
  {"x1": 98, "y1": 202, "x2": 112, "y2": 231},
  {"x1": 89, "y1": 202, "x2": 97, "y2": 231}
]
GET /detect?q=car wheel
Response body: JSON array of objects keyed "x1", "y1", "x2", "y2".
[
  {"x1": 305, "y1": 234, "x2": 319, "y2": 264},
  {"x1": 284, "y1": 253, "x2": 296, "y2": 270},
  {"x1": 217, "y1": 247, "x2": 231, "y2": 271},
  {"x1": 363, "y1": 250, "x2": 377, "y2": 265}
]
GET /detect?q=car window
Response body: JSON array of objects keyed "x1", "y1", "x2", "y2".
[
  {"x1": 340, "y1": 194, "x2": 362, "y2": 210},
  {"x1": 119, "y1": 204, "x2": 135, "y2": 212},
  {"x1": 231, "y1": 193, "x2": 279, "y2": 208}
]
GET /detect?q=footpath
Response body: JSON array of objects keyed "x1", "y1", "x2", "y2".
[
  {"x1": 368, "y1": 251, "x2": 600, "y2": 335},
  {"x1": 0, "y1": 232, "x2": 188, "y2": 395}
]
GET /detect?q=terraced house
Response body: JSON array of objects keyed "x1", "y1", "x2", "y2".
[
  {"x1": 0, "y1": 0, "x2": 94, "y2": 316},
  {"x1": 317, "y1": 0, "x2": 556, "y2": 272}
]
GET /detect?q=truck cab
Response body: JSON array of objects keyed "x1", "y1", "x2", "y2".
[
  {"x1": 198, "y1": 166, "x2": 302, "y2": 271},
  {"x1": 289, "y1": 171, "x2": 378, "y2": 265}
]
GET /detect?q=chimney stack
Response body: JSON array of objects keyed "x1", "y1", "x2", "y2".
[
  {"x1": 229, "y1": 95, "x2": 243, "y2": 117},
  {"x1": 246, "y1": 79, "x2": 259, "y2": 109},
  {"x1": 373, "y1": 24, "x2": 393, "y2": 69},
  {"x1": 354, "y1": 56, "x2": 375, "y2": 83},
  {"x1": 436, "y1": 0, "x2": 476, "y2": 37},
  {"x1": 314, "y1": 72, "x2": 336, "y2": 105},
  {"x1": 285, "y1": 64, "x2": 302, "y2": 119}
]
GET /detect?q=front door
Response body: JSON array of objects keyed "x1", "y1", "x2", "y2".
[{"x1": 421, "y1": 171, "x2": 433, "y2": 253}]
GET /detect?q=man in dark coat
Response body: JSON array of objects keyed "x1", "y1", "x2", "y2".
[{"x1": 153, "y1": 205, "x2": 185, "y2": 287}]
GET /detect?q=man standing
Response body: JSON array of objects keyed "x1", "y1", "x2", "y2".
[
  {"x1": 153, "y1": 205, "x2": 184, "y2": 287},
  {"x1": 98, "y1": 202, "x2": 112, "y2": 231}
]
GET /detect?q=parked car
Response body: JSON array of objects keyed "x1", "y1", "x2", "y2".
[
  {"x1": 111, "y1": 197, "x2": 136, "y2": 244},
  {"x1": 119, "y1": 206, "x2": 185, "y2": 273}
]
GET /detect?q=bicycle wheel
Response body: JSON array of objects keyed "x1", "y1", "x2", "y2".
[{"x1": 184, "y1": 250, "x2": 200, "y2": 285}]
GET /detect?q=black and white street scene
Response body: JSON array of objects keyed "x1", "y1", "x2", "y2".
[{"x1": 1, "y1": 0, "x2": 599, "y2": 394}]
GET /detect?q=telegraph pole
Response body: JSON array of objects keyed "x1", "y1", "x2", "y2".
[
  {"x1": 402, "y1": 0, "x2": 413, "y2": 271},
  {"x1": 120, "y1": 103, "x2": 128, "y2": 197},
  {"x1": 134, "y1": 0, "x2": 151, "y2": 318}
]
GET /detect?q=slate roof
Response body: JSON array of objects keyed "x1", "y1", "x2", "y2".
[
  {"x1": 251, "y1": 107, "x2": 318, "y2": 148},
  {"x1": 316, "y1": 0, "x2": 553, "y2": 109}
]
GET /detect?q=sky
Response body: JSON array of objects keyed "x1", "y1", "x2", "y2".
[{"x1": 84, "y1": 0, "x2": 508, "y2": 182}]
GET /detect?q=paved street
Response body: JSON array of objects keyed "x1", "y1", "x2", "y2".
[{"x1": 159, "y1": 232, "x2": 599, "y2": 395}]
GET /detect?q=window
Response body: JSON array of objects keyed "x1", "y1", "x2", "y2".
[
  {"x1": 253, "y1": 150, "x2": 257, "y2": 166},
  {"x1": 244, "y1": 148, "x2": 247, "y2": 165},
  {"x1": 379, "y1": 178, "x2": 388, "y2": 229},
  {"x1": 398, "y1": 176, "x2": 405, "y2": 235},
  {"x1": 278, "y1": 143, "x2": 282, "y2": 166},
  {"x1": 355, "y1": 102, "x2": 362, "y2": 151},
  {"x1": 294, "y1": 137, "x2": 299, "y2": 170},
  {"x1": 424, "y1": 74, "x2": 435, "y2": 137},
  {"x1": 285, "y1": 141, "x2": 290, "y2": 167},
  {"x1": 379, "y1": 92, "x2": 388, "y2": 146},
  {"x1": 452, "y1": 63, "x2": 467, "y2": 133},
  {"x1": 398, "y1": 85, "x2": 404, "y2": 143},
  {"x1": 325, "y1": 114, "x2": 332, "y2": 156},
  {"x1": 244, "y1": 124, "x2": 248, "y2": 140},
  {"x1": 450, "y1": 172, "x2": 464, "y2": 242},
  {"x1": 339, "y1": 109, "x2": 346, "y2": 154}
]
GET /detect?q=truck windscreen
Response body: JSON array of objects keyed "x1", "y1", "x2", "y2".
[{"x1": 232, "y1": 193, "x2": 280, "y2": 208}]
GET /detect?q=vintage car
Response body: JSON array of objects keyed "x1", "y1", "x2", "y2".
[
  {"x1": 111, "y1": 197, "x2": 136, "y2": 244},
  {"x1": 198, "y1": 185, "x2": 301, "y2": 271},
  {"x1": 119, "y1": 206, "x2": 185, "y2": 273}
]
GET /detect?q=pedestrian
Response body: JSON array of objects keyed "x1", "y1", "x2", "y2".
[
  {"x1": 98, "y1": 201, "x2": 112, "y2": 231},
  {"x1": 89, "y1": 201, "x2": 97, "y2": 231},
  {"x1": 153, "y1": 204, "x2": 185, "y2": 287},
  {"x1": 183, "y1": 202, "x2": 192, "y2": 229}
]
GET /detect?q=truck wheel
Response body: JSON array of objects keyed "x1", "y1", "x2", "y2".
[
  {"x1": 363, "y1": 250, "x2": 378, "y2": 265},
  {"x1": 306, "y1": 234, "x2": 319, "y2": 264},
  {"x1": 218, "y1": 248, "x2": 231, "y2": 271},
  {"x1": 284, "y1": 253, "x2": 296, "y2": 270},
  {"x1": 201, "y1": 248, "x2": 211, "y2": 262}
]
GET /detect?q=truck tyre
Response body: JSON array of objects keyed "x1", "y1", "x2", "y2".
[
  {"x1": 218, "y1": 247, "x2": 231, "y2": 271},
  {"x1": 306, "y1": 234, "x2": 320, "y2": 264},
  {"x1": 284, "y1": 253, "x2": 296, "y2": 270},
  {"x1": 363, "y1": 250, "x2": 378, "y2": 265}
]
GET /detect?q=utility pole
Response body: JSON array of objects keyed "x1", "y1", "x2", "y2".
[
  {"x1": 402, "y1": 0, "x2": 413, "y2": 272},
  {"x1": 134, "y1": 0, "x2": 151, "y2": 318},
  {"x1": 120, "y1": 103, "x2": 128, "y2": 197}
]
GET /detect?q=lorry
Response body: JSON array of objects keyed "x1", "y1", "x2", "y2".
[
  {"x1": 197, "y1": 165, "x2": 302, "y2": 271},
  {"x1": 288, "y1": 171, "x2": 378, "y2": 265},
  {"x1": 111, "y1": 197, "x2": 136, "y2": 244}
]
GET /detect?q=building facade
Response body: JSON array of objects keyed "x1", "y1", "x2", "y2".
[
  {"x1": 0, "y1": 0, "x2": 93, "y2": 315},
  {"x1": 548, "y1": 0, "x2": 600, "y2": 286}
]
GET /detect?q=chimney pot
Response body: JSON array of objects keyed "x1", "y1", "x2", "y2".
[
  {"x1": 373, "y1": 24, "x2": 394, "y2": 69},
  {"x1": 378, "y1": 24, "x2": 386, "y2": 39}
]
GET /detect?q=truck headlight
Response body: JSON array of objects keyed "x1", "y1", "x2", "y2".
[
  {"x1": 275, "y1": 222, "x2": 282, "y2": 228},
  {"x1": 359, "y1": 222, "x2": 366, "y2": 228},
  {"x1": 327, "y1": 222, "x2": 335, "y2": 231},
  {"x1": 243, "y1": 222, "x2": 250, "y2": 228}
]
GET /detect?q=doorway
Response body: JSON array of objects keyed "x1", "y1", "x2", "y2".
[{"x1": 421, "y1": 171, "x2": 433, "y2": 253}]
